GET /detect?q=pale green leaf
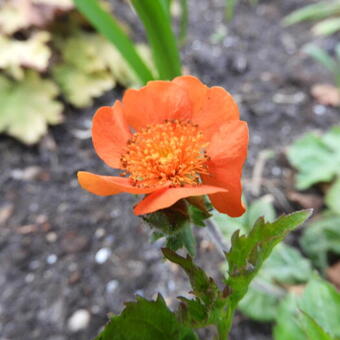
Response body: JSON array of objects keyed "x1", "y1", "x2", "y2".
[
  {"x1": 300, "y1": 211, "x2": 340, "y2": 268},
  {"x1": 299, "y1": 312, "x2": 335, "y2": 340},
  {"x1": 52, "y1": 63, "x2": 115, "y2": 108},
  {"x1": 0, "y1": 32, "x2": 51, "y2": 79},
  {"x1": 0, "y1": 0, "x2": 73, "y2": 34},
  {"x1": 325, "y1": 178, "x2": 340, "y2": 214},
  {"x1": 239, "y1": 243, "x2": 312, "y2": 321},
  {"x1": 0, "y1": 71, "x2": 63, "y2": 144},
  {"x1": 287, "y1": 128, "x2": 340, "y2": 190},
  {"x1": 274, "y1": 276, "x2": 340, "y2": 340}
]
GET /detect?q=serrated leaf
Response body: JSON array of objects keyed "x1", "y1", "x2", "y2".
[
  {"x1": 52, "y1": 63, "x2": 114, "y2": 108},
  {"x1": 0, "y1": 71, "x2": 63, "y2": 144},
  {"x1": 0, "y1": 0, "x2": 73, "y2": 34},
  {"x1": 225, "y1": 210, "x2": 312, "y2": 305},
  {"x1": 300, "y1": 211, "x2": 340, "y2": 269},
  {"x1": 287, "y1": 127, "x2": 340, "y2": 189},
  {"x1": 95, "y1": 295, "x2": 198, "y2": 340},
  {"x1": 52, "y1": 31, "x2": 155, "y2": 107},
  {"x1": 0, "y1": 32, "x2": 51, "y2": 79},
  {"x1": 162, "y1": 248, "x2": 224, "y2": 327}
]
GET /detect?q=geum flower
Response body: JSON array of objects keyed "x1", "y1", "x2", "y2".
[{"x1": 78, "y1": 76, "x2": 248, "y2": 217}]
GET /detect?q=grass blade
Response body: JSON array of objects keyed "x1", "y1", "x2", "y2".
[
  {"x1": 225, "y1": 0, "x2": 237, "y2": 21},
  {"x1": 283, "y1": 1, "x2": 340, "y2": 26},
  {"x1": 313, "y1": 17, "x2": 340, "y2": 36},
  {"x1": 73, "y1": 0, "x2": 154, "y2": 84},
  {"x1": 131, "y1": 0, "x2": 182, "y2": 80},
  {"x1": 303, "y1": 44, "x2": 337, "y2": 73}
]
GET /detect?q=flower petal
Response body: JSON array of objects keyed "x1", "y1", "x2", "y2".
[
  {"x1": 78, "y1": 171, "x2": 161, "y2": 196},
  {"x1": 173, "y1": 75, "x2": 240, "y2": 140},
  {"x1": 122, "y1": 80, "x2": 192, "y2": 130},
  {"x1": 134, "y1": 185, "x2": 227, "y2": 215},
  {"x1": 201, "y1": 120, "x2": 248, "y2": 217},
  {"x1": 92, "y1": 102, "x2": 131, "y2": 169}
]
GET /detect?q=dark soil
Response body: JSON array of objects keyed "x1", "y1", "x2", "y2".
[{"x1": 0, "y1": 0, "x2": 338, "y2": 340}]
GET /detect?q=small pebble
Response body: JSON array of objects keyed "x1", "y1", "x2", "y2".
[
  {"x1": 47, "y1": 254, "x2": 58, "y2": 265},
  {"x1": 95, "y1": 248, "x2": 111, "y2": 264},
  {"x1": 67, "y1": 309, "x2": 90, "y2": 332},
  {"x1": 106, "y1": 280, "x2": 119, "y2": 294},
  {"x1": 313, "y1": 104, "x2": 326, "y2": 116},
  {"x1": 46, "y1": 232, "x2": 57, "y2": 243}
]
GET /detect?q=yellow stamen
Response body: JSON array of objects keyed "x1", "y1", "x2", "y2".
[{"x1": 120, "y1": 120, "x2": 209, "y2": 188}]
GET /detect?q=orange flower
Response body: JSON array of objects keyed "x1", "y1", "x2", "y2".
[{"x1": 78, "y1": 76, "x2": 248, "y2": 217}]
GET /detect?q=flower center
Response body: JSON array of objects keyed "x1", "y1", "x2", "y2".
[{"x1": 120, "y1": 120, "x2": 209, "y2": 188}]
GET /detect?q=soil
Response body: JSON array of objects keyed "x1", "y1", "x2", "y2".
[{"x1": 0, "y1": 0, "x2": 338, "y2": 340}]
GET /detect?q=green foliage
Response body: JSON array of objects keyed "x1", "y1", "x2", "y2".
[
  {"x1": 95, "y1": 295, "x2": 198, "y2": 340},
  {"x1": 162, "y1": 210, "x2": 311, "y2": 339},
  {"x1": 283, "y1": 0, "x2": 340, "y2": 36},
  {"x1": 225, "y1": 210, "x2": 312, "y2": 310},
  {"x1": 274, "y1": 275, "x2": 340, "y2": 340},
  {"x1": 300, "y1": 211, "x2": 340, "y2": 269},
  {"x1": 325, "y1": 177, "x2": 340, "y2": 213},
  {"x1": 239, "y1": 243, "x2": 313, "y2": 321},
  {"x1": 0, "y1": 71, "x2": 63, "y2": 144},
  {"x1": 130, "y1": 0, "x2": 182, "y2": 80},
  {"x1": 212, "y1": 195, "x2": 277, "y2": 237},
  {"x1": 162, "y1": 248, "x2": 226, "y2": 328},
  {"x1": 303, "y1": 44, "x2": 340, "y2": 87},
  {"x1": 287, "y1": 127, "x2": 340, "y2": 190},
  {"x1": 74, "y1": 0, "x2": 154, "y2": 84}
]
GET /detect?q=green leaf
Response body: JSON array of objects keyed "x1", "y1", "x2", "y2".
[
  {"x1": 239, "y1": 243, "x2": 312, "y2": 321},
  {"x1": 74, "y1": 0, "x2": 154, "y2": 84},
  {"x1": 287, "y1": 128, "x2": 340, "y2": 190},
  {"x1": 53, "y1": 63, "x2": 114, "y2": 108},
  {"x1": 161, "y1": 248, "x2": 224, "y2": 328},
  {"x1": 299, "y1": 276, "x2": 340, "y2": 337},
  {"x1": 0, "y1": 71, "x2": 63, "y2": 144},
  {"x1": 274, "y1": 276, "x2": 340, "y2": 340},
  {"x1": 325, "y1": 178, "x2": 340, "y2": 214},
  {"x1": 225, "y1": 210, "x2": 312, "y2": 307},
  {"x1": 130, "y1": 0, "x2": 182, "y2": 80},
  {"x1": 238, "y1": 284, "x2": 279, "y2": 321},
  {"x1": 52, "y1": 31, "x2": 153, "y2": 107},
  {"x1": 274, "y1": 294, "x2": 306, "y2": 340},
  {"x1": 300, "y1": 211, "x2": 340, "y2": 269},
  {"x1": 95, "y1": 295, "x2": 198, "y2": 340},
  {"x1": 299, "y1": 311, "x2": 335, "y2": 340}
]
